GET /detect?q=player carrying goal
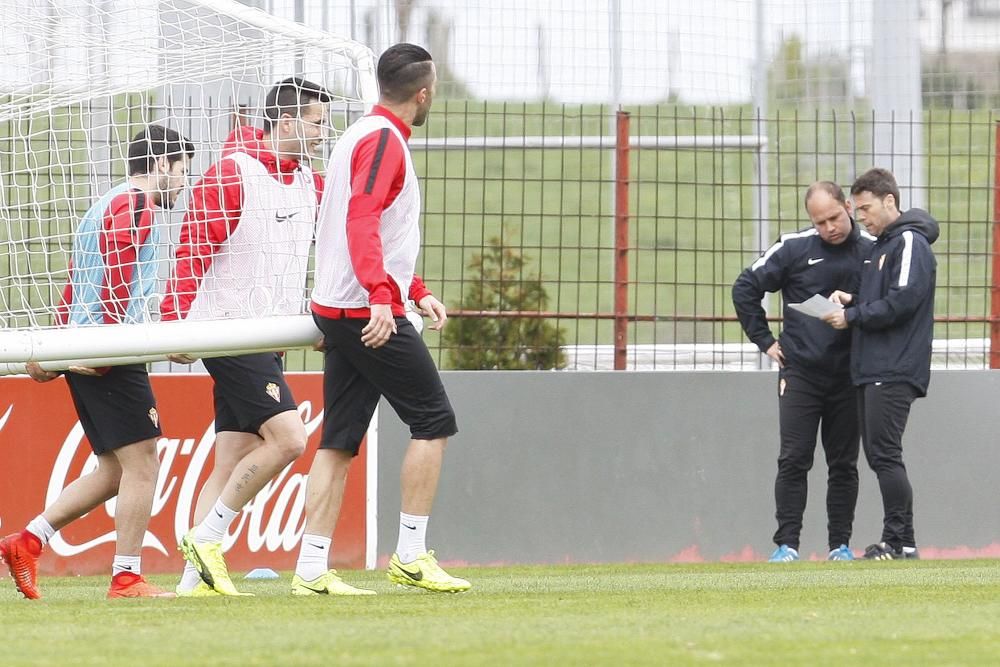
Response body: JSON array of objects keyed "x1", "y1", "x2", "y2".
[
  {"x1": 296, "y1": 43, "x2": 470, "y2": 595},
  {"x1": 0, "y1": 125, "x2": 194, "y2": 599},
  {"x1": 161, "y1": 77, "x2": 333, "y2": 597}
]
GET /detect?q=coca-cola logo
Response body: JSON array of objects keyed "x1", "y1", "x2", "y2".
[
  {"x1": 43, "y1": 401, "x2": 325, "y2": 558},
  {"x1": 0, "y1": 404, "x2": 10, "y2": 531},
  {"x1": 0, "y1": 404, "x2": 12, "y2": 432}
]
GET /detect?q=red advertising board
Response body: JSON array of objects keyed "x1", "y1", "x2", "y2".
[{"x1": 0, "y1": 373, "x2": 366, "y2": 576}]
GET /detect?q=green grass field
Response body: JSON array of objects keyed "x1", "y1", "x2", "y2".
[{"x1": 2, "y1": 560, "x2": 998, "y2": 665}]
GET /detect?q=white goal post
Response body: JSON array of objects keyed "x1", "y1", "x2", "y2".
[{"x1": 0, "y1": 0, "x2": 377, "y2": 373}]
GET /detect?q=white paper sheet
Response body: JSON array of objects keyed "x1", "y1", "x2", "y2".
[{"x1": 787, "y1": 294, "x2": 842, "y2": 318}]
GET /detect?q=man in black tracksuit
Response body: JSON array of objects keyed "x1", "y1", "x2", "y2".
[
  {"x1": 823, "y1": 168, "x2": 938, "y2": 561},
  {"x1": 733, "y1": 181, "x2": 873, "y2": 562}
]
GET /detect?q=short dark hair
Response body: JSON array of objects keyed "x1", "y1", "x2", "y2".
[
  {"x1": 262, "y1": 77, "x2": 333, "y2": 132},
  {"x1": 377, "y1": 43, "x2": 434, "y2": 103},
  {"x1": 127, "y1": 124, "x2": 194, "y2": 176},
  {"x1": 804, "y1": 181, "x2": 847, "y2": 208},
  {"x1": 850, "y1": 167, "x2": 901, "y2": 208}
]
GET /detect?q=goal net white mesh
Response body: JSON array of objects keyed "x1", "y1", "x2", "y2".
[{"x1": 0, "y1": 0, "x2": 376, "y2": 371}]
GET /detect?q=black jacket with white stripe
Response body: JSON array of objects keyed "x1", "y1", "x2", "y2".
[
  {"x1": 732, "y1": 221, "x2": 873, "y2": 376},
  {"x1": 845, "y1": 209, "x2": 939, "y2": 395}
]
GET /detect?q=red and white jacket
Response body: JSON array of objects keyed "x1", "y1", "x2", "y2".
[
  {"x1": 56, "y1": 188, "x2": 158, "y2": 327},
  {"x1": 161, "y1": 126, "x2": 323, "y2": 321},
  {"x1": 310, "y1": 105, "x2": 431, "y2": 319}
]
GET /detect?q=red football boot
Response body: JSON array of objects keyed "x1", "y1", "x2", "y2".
[
  {"x1": 0, "y1": 531, "x2": 42, "y2": 600},
  {"x1": 107, "y1": 571, "x2": 176, "y2": 599}
]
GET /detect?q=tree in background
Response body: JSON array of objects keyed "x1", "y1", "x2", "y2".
[
  {"x1": 768, "y1": 35, "x2": 850, "y2": 106},
  {"x1": 363, "y1": 0, "x2": 469, "y2": 98},
  {"x1": 443, "y1": 234, "x2": 566, "y2": 370}
]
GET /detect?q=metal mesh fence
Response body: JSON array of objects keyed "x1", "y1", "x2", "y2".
[
  {"x1": 400, "y1": 103, "x2": 997, "y2": 370},
  {"x1": 4, "y1": 1, "x2": 1000, "y2": 371}
]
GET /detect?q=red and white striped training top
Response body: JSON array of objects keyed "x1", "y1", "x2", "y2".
[
  {"x1": 311, "y1": 105, "x2": 431, "y2": 320},
  {"x1": 161, "y1": 126, "x2": 323, "y2": 322}
]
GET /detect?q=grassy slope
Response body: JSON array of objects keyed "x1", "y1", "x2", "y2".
[
  {"x1": 1, "y1": 560, "x2": 998, "y2": 665},
  {"x1": 4, "y1": 102, "x2": 998, "y2": 369},
  {"x1": 291, "y1": 104, "x2": 999, "y2": 370}
]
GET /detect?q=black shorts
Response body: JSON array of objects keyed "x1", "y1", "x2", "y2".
[
  {"x1": 314, "y1": 313, "x2": 458, "y2": 456},
  {"x1": 65, "y1": 364, "x2": 162, "y2": 455},
  {"x1": 202, "y1": 353, "x2": 298, "y2": 435}
]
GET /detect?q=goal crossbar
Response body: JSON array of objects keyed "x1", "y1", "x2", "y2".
[{"x1": 0, "y1": 314, "x2": 319, "y2": 373}]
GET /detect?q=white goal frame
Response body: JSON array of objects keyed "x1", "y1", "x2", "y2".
[{"x1": 0, "y1": 0, "x2": 377, "y2": 374}]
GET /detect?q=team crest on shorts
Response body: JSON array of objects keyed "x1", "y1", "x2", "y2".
[
  {"x1": 265, "y1": 382, "x2": 281, "y2": 402},
  {"x1": 148, "y1": 407, "x2": 159, "y2": 428}
]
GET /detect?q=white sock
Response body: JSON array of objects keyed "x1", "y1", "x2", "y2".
[
  {"x1": 193, "y1": 500, "x2": 238, "y2": 544},
  {"x1": 295, "y1": 534, "x2": 331, "y2": 581},
  {"x1": 177, "y1": 562, "x2": 202, "y2": 592},
  {"x1": 26, "y1": 515, "x2": 56, "y2": 547},
  {"x1": 396, "y1": 512, "x2": 428, "y2": 564},
  {"x1": 112, "y1": 554, "x2": 141, "y2": 577}
]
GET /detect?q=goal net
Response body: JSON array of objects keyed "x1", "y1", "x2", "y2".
[{"x1": 0, "y1": 0, "x2": 377, "y2": 373}]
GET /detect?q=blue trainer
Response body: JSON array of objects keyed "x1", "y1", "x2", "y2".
[
  {"x1": 827, "y1": 544, "x2": 855, "y2": 561},
  {"x1": 768, "y1": 545, "x2": 800, "y2": 562}
]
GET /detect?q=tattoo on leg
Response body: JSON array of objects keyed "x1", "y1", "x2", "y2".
[
  {"x1": 242, "y1": 464, "x2": 258, "y2": 483},
  {"x1": 235, "y1": 464, "x2": 259, "y2": 495}
]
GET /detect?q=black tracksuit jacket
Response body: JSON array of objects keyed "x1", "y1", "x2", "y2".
[
  {"x1": 844, "y1": 209, "x2": 939, "y2": 396},
  {"x1": 732, "y1": 221, "x2": 873, "y2": 376}
]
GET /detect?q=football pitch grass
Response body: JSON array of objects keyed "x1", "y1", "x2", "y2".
[{"x1": 2, "y1": 560, "x2": 998, "y2": 666}]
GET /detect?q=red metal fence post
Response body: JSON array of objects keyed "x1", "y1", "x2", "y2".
[
  {"x1": 614, "y1": 111, "x2": 630, "y2": 371},
  {"x1": 992, "y1": 120, "x2": 1000, "y2": 368}
]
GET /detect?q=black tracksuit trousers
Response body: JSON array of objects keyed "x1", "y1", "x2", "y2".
[
  {"x1": 857, "y1": 382, "x2": 919, "y2": 549},
  {"x1": 774, "y1": 368, "x2": 860, "y2": 551}
]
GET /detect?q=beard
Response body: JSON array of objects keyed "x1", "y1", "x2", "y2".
[
  {"x1": 156, "y1": 188, "x2": 181, "y2": 210},
  {"x1": 412, "y1": 104, "x2": 430, "y2": 127}
]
